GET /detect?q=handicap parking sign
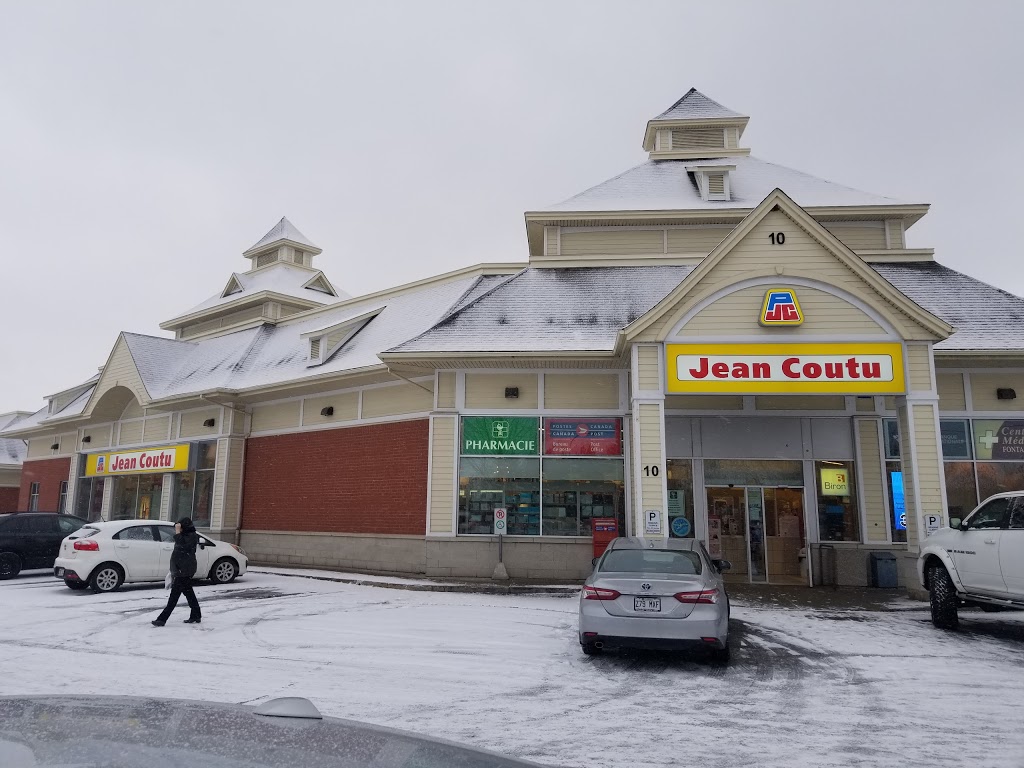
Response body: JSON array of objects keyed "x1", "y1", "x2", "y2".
[{"x1": 671, "y1": 517, "x2": 691, "y2": 537}]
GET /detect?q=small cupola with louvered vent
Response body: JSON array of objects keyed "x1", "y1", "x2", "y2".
[
  {"x1": 243, "y1": 217, "x2": 323, "y2": 270},
  {"x1": 643, "y1": 88, "x2": 750, "y2": 161}
]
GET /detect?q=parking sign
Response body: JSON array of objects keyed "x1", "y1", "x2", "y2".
[{"x1": 494, "y1": 507, "x2": 507, "y2": 535}]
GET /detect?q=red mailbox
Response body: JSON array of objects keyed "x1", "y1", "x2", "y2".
[{"x1": 592, "y1": 517, "x2": 619, "y2": 559}]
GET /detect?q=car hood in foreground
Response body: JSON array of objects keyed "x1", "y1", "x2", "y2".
[{"x1": 0, "y1": 695, "x2": 551, "y2": 768}]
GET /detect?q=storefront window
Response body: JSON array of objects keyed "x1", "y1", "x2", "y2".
[
  {"x1": 944, "y1": 461, "x2": 978, "y2": 521},
  {"x1": 75, "y1": 476, "x2": 104, "y2": 522},
  {"x1": 883, "y1": 418, "x2": 901, "y2": 460},
  {"x1": 459, "y1": 457, "x2": 540, "y2": 535},
  {"x1": 542, "y1": 458, "x2": 625, "y2": 536},
  {"x1": 976, "y1": 462, "x2": 1024, "y2": 502},
  {"x1": 58, "y1": 482, "x2": 68, "y2": 514},
  {"x1": 885, "y1": 461, "x2": 907, "y2": 543},
  {"x1": 704, "y1": 459, "x2": 803, "y2": 488},
  {"x1": 171, "y1": 442, "x2": 217, "y2": 527},
  {"x1": 112, "y1": 474, "x2": 163, "y2": 520},
  {"x1": 816, "y1": 460, "x2": 859, "y2": 542},
  {"x1": 666, "y1": 459, "x2": 694, "y2": 538}
]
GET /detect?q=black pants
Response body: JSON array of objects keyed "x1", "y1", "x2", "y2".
[{"x1": 157, "y1": 576, "x2": 201, "y2": 622}]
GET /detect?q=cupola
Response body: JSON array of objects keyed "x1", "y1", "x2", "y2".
[
  {"x1": 642, "y1": 88, "x2": 750, "y2": 161},
  {"x1": 243, "y1": 217, "x2": 323, "y2": 270}
]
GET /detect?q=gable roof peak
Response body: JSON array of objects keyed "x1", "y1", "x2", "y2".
[
  {"x1": 652, "y1": 88, "x2": 747, "y2": 122},
  {"x1": 245, "y1": 217, "x2": 320, "y2": 256}
]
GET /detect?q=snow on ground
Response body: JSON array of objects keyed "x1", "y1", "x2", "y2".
[{"x1": 2, "y1": 569, "x2": 1023, "y2": 768}]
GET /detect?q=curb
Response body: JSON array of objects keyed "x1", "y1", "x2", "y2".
[{"x1": 249, "y1": 567, "x2": 581, "y2": 596}]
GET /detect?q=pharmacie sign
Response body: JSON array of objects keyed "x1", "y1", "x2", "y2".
[
  {"x1": 666, "y1": 343, "x2": 906, "y2": 395},
  {"x1": 461, "y1": 417, "x2": 539, "y2": 456},
  {"x1": 85, "y1": 444, "x2": 191, "y2": 477}
]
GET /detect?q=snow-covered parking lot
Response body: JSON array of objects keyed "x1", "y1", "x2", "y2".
[{"x1": 2, "y1": 569, "x2": 1023, "y2": 768}]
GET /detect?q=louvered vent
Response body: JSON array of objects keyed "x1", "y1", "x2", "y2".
[
  {"x1": 310, "y1": 338, "x2": 321, "y2": 360},
  {"x1": 294, "y1": 250, "x2": 305, "y2": 263},
  {"x1": 671, "y1": 128, "x2": 725, "y2": 151},
  {"x1": 707, "y1": 173, "x2": 726, "y2": 196},
  {"x1": 256, "y1": 252, "x2": 276, "y2": 268}
]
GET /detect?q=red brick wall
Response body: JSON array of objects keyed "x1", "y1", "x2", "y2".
[
  {"x1": 0, "y1": 486, "x2": 19, "y2": 513},
  {"x1": 241, "y1": 419, "x2": 429, "y2": 534},
  {"x1": 19, "y1": 458, "x2": 72, "y2": 511}
]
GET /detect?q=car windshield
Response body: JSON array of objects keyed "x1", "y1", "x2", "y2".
[
  {"x1": 71, "y1": 527, "x2": 101, "y2": 539},
  {"x1": 600, "y1": 549, "x2": 703, "y2": 575}
]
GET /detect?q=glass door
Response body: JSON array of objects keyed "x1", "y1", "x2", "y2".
[
  {"x1": 706, "y1": 487, "x2": 748, "y2": 581},
  {"x1": 746, "y1": 487, "x2": 768, "y2": 583}
]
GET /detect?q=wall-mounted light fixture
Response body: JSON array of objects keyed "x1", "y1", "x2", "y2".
[
  {"x1": 320, "y1": 406, "x2": 334, "y2": 417},
  {"x1": 50, "y1": 443, "x2": 59, "y2": 451},
  {"x1": 81, "y1": 435, "x2": 91, "y2": 444},
  {"x1": 997, "y1": 388, "x2": 1017, "y2": 401},
  {"x1": 203, "y1": 418, "x2": 216, "y2": 427},
  {"x1": 504, "y1": 387, "x2": 519, "y2": 399}
]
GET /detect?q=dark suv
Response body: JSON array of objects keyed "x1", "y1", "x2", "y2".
[{"x1": 0, "y1": 513, "x2": 88, "y2": 579}]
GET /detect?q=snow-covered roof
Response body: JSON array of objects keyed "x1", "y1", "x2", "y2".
[
  {"x1": 389, "y1": 266, "x2": 693, "y2": 354},
  {"x1": 170, "y1": 263, "x2": 348, "y2": 321},
  {"x1": 246, "y1": 217, "x2": 318, "y2": 253},
  {"x1": 536, "y1": 156, "x2": 908, "y2": 213},
  {"x1": 651, "y1": 88, "x2": 746, "y2": 122},
  {"x1": 0, "y1": 437, "x2": 24, "y2": 466},
  {"x1": 872, "y1": 263, "x2": 1024, "y2": 352}
]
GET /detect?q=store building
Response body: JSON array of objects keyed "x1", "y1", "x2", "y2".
[
  {"x1": 0, "y1": 412, "x2": 29, "y2": 512},
  {"x1": 5, "y1": 89, "x2": 1024, "y2": 586}
]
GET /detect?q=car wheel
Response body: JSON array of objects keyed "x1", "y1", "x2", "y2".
[
  {"x1": 581, "y1": 642, "x2": 602, "y2": 656},
  {"x1": 89, "y1": 564, "x2": 124, "y2": 593},
  {"x1": 64, "y1": 579, "x2": 89, "y2": 591},
  {"x1": 0, "y1": 552, "x2": 21, "y2": 580},
  {"x1": 928, "y1": 564, "x2": 959, "y2": 630},
  {"x1": 209, "y1": 558, "x2": 238, "y2": 585}
]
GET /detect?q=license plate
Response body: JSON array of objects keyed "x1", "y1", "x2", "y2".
[
  {"x1": 634, "y1": 597, "x2": 661, "y2": 612},
  {"x1": 55, "y1": 568, "x2": 64, "y2": 577}
]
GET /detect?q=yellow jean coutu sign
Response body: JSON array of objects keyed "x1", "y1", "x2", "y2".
[
  {"x1": 84, "y1": 444, "x2": 192, "y2": 477},
  {"x1": 665, "y1": 343, "x2": 906, "y2": 394}
]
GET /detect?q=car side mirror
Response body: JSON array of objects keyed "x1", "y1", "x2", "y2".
[
  {"x1": 591, "y1": 557, "x2": 599, "y2": 566},
  {"x1": 950, "y1": 518, "x2": 962, "y2": 530},
  {"x1": 713, "y1": 559, "x2": 732, "y2": 572}
]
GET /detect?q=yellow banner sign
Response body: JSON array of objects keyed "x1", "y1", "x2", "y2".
[
  {"x1": 665, "y1": 343, "x2": 906, "y2": 394},
  {"x1": 820, "y1": 467, "x2": 850, "y2": 496},
  {"x1": 84, "y1": 444, "x2": 191, "y2": 477}
]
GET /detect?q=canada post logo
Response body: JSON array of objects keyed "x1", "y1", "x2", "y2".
[{"x1": 760, "y1": 288, "x2": 803, "y2": 326}]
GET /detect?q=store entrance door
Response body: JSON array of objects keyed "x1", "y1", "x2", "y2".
[{"x1": 706, "y1": 486, "x2": 805, "y2": 585}]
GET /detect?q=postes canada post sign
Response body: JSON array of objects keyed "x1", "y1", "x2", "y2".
[{"x1": 666, "y1": 343, "x2": 906, "y2": 395}]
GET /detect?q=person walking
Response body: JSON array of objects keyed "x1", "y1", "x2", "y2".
[{"x1": 152, "y1": 517, "x2": 202, "y2": 626}]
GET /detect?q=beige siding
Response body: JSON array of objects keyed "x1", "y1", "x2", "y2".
[
  {"x1": 937, "y1": 373, "x2": 967, "y2": 411},
  {"x1": 543, "y1": 226, "x2": 560, "y2": 256},
  {"x1": 666, "y1": 227, "x2": 731, "y2": 254},
  {"x1": 641, "y1": 210, "x2": 927, "y2": 342},
  {"x1": 885, "y1": 219, "x2": 905, "y2": 249},
  {"x1": 898, "y1": 405, "x2": 919, "y2": 541},
  {"x1": 436, "y1": 372, "x2": 456, "y2": 409},
  {"x1": 906, "y1": 345, "x2": 933, "y2": 392},
  {"x1": 912, "y1": 404, "x2": 945, "y2": 526},
  {"x1": 678, "y1": 284, "x2": 887, "y2": 337},
  {"x1": 970, "y1": 372, "x2": 1024, "y2": 411},
  {"x1": 211, "y1": 439, "x2": 230, "y2": 530},
  {"x1": 821, "y1": 221, "x2": 886, "y2": 250},
  {"x1": 362, "y1": 382, "x2": 435, "y2": 418},
  {"x1": 121, "y1": 400, "x2": 145, "y2": 419},
  {"x1": 0, "y1": 468, "x2": 20, "y2": 488},
  {"x1": 429, "y1": 416, "x2": 457, "y2": 534},
  {"x1": 884, "y1": 396, "x2": 898, "y2": 411},
  {"x1": 302, "y1": 392, "x2": 359, "y2": 425},
  {"x1": 464, "y1": 374, "x2": 538, "y2": 409},
  {"x1": 664, "y1": 395, "x2": 744, "y2": 410},
  {"x1": 560, "y1": 230, "x2": 664, "y2": 256},
  {"x1": 544, "y1": 374, "x2": 620, "y2": 409},
  {"x1": 857, "y1": 419, "x2": 888, "y2": 542},
  {"x1": 637, "y1": 403, "x2": 665, "y2": 515},
  {"x1": 636, "y1": 346, "x2": 661, "y2": 392},
  {"x1": 179, "y1": 408, "x2": 221, "y2": 438},
  {"x1": 118, "y1": 421, "x2": 144, "y2": 445},
  {"x1": 251, "y1": 401, "x2": 302, "y2": 432},
  {"x1": 81, "y1": 425, "x2": 112, "y2": 450},
  {"x1": 755, "y1": 396, "x2": 846, "y2": 411},
  {"x1": 27, "y1": 437, "x2": 55, "y2": 459},
  {"x1": 180, "y1": 304, "x2": 266, "y2": 339},
  {"x1": 856, "y1": 397, "x2": 875, "y2": 413},
  {"x1": 216, "y1": 437, "x2": 246, "y2": 531},
  {"x1": 90, "y1": 337, "x2": 149, "y2": 417},
  {"x1": 143, "y1": 415, "x2": 171, "y2": 444},
  {"x1": 58, "y1": 433, "x2": 77, "y2": 454}
]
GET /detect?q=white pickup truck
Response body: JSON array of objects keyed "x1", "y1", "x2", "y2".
[{"x1": 918, "y1": 491, "x2": 1024, "y2": 628}]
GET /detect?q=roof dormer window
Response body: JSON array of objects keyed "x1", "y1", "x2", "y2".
[{"x1": 689, "y1": 165, "x2": 734, "y2": 202}]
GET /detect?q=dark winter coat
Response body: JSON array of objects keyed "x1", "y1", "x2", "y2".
[{"x1": 170, "y1": 518, "x2": 199, "y2": 579}]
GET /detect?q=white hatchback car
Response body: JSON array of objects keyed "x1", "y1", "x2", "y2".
[{"x1": 53, "y1": 520, "x2": 248, "y2": 593}]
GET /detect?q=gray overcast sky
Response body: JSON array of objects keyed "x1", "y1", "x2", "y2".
[{"x1": 1, "y1": 0, "x2": 1022, "y2": 414}]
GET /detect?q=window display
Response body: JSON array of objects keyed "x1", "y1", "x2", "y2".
[
  {"x1": 666, "y1": 459, "x2": 694, "y2": 538},
  {"x1": 816, "y1": 460, "x2": 859, "y2": 542}
]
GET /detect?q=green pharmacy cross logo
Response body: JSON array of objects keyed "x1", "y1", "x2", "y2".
[{"x1": 492, "y1": 421, "x2": 511, "y2": 439}]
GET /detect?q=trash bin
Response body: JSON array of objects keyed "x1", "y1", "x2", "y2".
[{"x1": 869, "y1": 551, "x2": 899, "y2": 588}]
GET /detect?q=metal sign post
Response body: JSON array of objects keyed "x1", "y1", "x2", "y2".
[{"x1": 492, "y1": 507, "x2": 509, "y2": 580}]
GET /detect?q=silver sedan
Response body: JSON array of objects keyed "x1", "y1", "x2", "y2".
[{"x1": 578, "y1": 537, "x2": 731, "y2": 662}]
